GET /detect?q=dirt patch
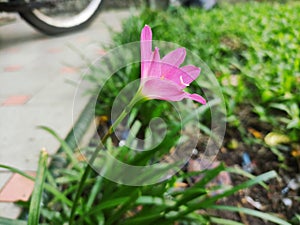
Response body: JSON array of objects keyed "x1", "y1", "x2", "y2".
[{"x1": 212, "y1": 107, "x2": 300, "y2": 224}]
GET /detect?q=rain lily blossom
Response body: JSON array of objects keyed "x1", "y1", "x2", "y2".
[
  {"x1": 139, "y1": 25, "x2": 206, "y2": 105},
  {"x1": 71, "y1": 26, "x2": 207, "y2": 206}
]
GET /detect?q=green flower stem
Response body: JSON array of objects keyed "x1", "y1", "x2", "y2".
[{"x1": 69, "y1": 90, "x2": 144, "y2": 225}]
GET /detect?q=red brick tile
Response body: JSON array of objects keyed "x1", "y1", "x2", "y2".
[
  {"x1": 76, "y1": 36, "x2": 89, "y2": 43},
  {"x1": 2, "y1": 95, "x2": 31, "y2": 106},
  {"x1": 61, "y1": 66, "x2": 78, "y2": 74},
  {"x1": 3, "y1": 65, "x2": 22, "y2": 72},
  {"x1": 47, "y1": 47, "x2": 63, "y2": 53},
  {"x1": 5, "y1": 47, "x2": 20, "y2": 53},
  {"x1": 97, "y1": 49, "x2": 107, "y2": 55},
  {"x1": 0, "y1": 172, "x2": 36, "y2": 202}
]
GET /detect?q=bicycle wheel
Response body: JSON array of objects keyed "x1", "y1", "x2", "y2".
[{"x1": 19, "y1": 0, "x2": 103, "y2": 35}]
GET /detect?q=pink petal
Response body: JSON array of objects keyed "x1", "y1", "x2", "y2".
[
  {"x1": 162, "y1": 64, "x2": 185, "y2": 87},
  {"x1": 141, "y1": 25, "x2": 153, "y2": 78},
  {"x1": 187, "y1": 93, "x2": 207, "y2": 105},
  {"x1": 162, "y1": 48, "x2": 186, "y2": 67},
  {"x1": 140, "y1": 25, "x2": 152, "y2": 61},
  {"x1": 142, "y1": 78, "x2": 186, "y2": 101},
  {"x1": 180, "y1": 65, "x2": 201, "y2": 84},
  {"x1": 163, "y1": 65, "x2": 200, "y2": 88},
  {"x1": 142, "y1": 78, "x2": 206, "y2": 104},
  {"x1": 161, "y1": 48, "x2": 186, "y2": 77},
  {"x1": 142, "y1": 47, "x2": 161, "y2": 78}
]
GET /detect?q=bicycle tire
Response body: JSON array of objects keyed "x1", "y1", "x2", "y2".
[{"x1": 19, "y1": 0, "x2": 103, "y2": 35}]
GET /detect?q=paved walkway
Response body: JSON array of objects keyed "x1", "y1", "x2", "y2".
[{"x1": 0, "y1": 9, "x2": 132, "y2": 218}]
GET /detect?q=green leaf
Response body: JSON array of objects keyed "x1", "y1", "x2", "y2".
[
  {"x1": 193, "y1": 163, "x2": 226, "y2": 188},
  {"x1": 226, "y1": 166, "x2": 268, "y2": 189},
  {"x1": 105, "y1": 189, "x2": 141, "y2": 225},
  {"x1": 86, "y1": 175, "x2": 103, "y2": 210},
  {"x1": 69, "y1": 165, "x2": 93, "y2": 225},
  {"x1": 122, "y1": 209, "x2": 165, "y2": 225},
  {"x1": 88, "y1": 197, "x2": 131, "y2": 216},
  {"x1": 0, "y1": 218, "x2": 27, "y2": 225},
  {"x1": 135, "y1": 196, "x2": 174, "y2": 207},
  {"x1": 0, "y1": 165, "x2": 35, "y2": 181},
  {"x1": 210, "y1": 217, "x2": 244, "y2": 225},
  {"x1": 28, "y1": 149, "x2": 48, "y2": 225},
  {"x1": 38, "y1": 126, "x2": 78, "y2": 167},
  {"x1": 0, "y1": 164, "x2": 73, "y2": 207},
  {"x1": 210, "y1": 205, "x2": 291, "y2": 225},
  {"x1": 199, "y1": 170, "x2": 277, "y2": 206},
  {"x1": 44, "y1": 182, "x2": 73, "y2": 207},
  {"x1": 168, "y1": 170, "x2": 277, "y2": 221},
  {"x1": 96, "y1": 212, "x2": 105, "y2": 225}
]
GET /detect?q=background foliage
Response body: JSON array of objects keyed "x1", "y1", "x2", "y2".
[{"x1": 109, "y1": 0, "x2": 300, "y2": 156}]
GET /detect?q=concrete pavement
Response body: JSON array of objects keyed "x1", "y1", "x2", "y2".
[{"x1": 0, "y1": 8, "x2": 133, "y2": 218}]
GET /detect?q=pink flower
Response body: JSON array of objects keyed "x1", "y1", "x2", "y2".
[{"x1": 140, "y1": 25, "x2": 206, "y2": 105}]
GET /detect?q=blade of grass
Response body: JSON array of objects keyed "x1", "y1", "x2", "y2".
[
  {"x1": 0, "y1": 163, "x2": 73, "y2": 207},
  {"x1": 196, "y1": 170, "x2": 277, "y2": 207},
  {"x1": 105, "y1": 189, "x2": 141, "y2": 225},
  {"x1": 0, "y1": 218, "x2": 27, "y2": 225},
  {"x1": 44, "y1": 183, "x2": 73, "y2": 207},
  {"x1": 69, "y1": 164, "x2": 93, "y2": 224},
  {"x1": 0, "y1": 164, "x2": 35, "y2": 180},
  {"x1": 226, "y1": 165, "x2": 268, "y2": 189},
  {"x1": 28, "y1": 149, "x2": 48, "y2": 225},
  {"x1": 193, "y1": 163, "x2": 226, "y2": 188},
  {"x1": 122, "y1": 208, "x2": 166, "y2": 225},
  {"x1": 209, "y1": 205, "x2": 291, "y2": 225},
  {"x1": 90, "y1": 196, "x2": 131, "y2": 212},
  {"x1": 39, "y1": 126, "x2": 78, "y2": 167},
  {"x1": 86, "y1": 175, "x2": 103, "y2": 209},
  {"x1": 135, "y1": 196, "x2": 174, "y2": 206},
  {"x1": 168, "y1": 170, "x2": 277, "y2": 221},
  {"x1": 78, "y1": 196, "x2": 131, "y2": 223},
  {"x1": 210, "y1": 217, "x2": 244, "y2": 225},
  {"x1": 178, "y1": 212, "x2": 209, "y2": 225},
  {"x1": 173, "y1": 187, "x2": 207, "y2": 208}
]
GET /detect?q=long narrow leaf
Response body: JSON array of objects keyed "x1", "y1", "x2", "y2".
[
  {"x1": 226, "y1": 166, "x2": 268, "y2": 189},
  {"x1": 86, "y1": 175, "x2": 103, "y2": 209},
  {"x1": 209, "y1": 205, "x2": 291, "y2": 225},
  {"x1": 83, "y1": 197, "x2": 130, "y2": 218},
  {"x1": 0, "y1": 164, "x2": 73, "y2": 207},
  {"x1": 122, "y1": 209, "x2": 165, "y2": 225},
  {"x1": 39, "y1": 126, "x2": 78, "y2": 167},
  {"x1": 44, "y1": 183, "x2": 73, "y2": 207},
  {"x1": 198, "y1": 170, "x2": 277, "y2": 206},
  {"x1": 193, "y1": 163, "x2": 226, "y2": 188},
  {"x1": 135, "y1": 196, "x2": 175, "y2": 207},
  {"x1": 69, "y1": 165, "x2": 93, "y2": 225},
  {"x1": 169, "y1": 170, "x2": 277, "y2": 221},
  {"x1": 28, "y1": 149, "x2": 48, "y2": 225},
  {"x1": 105, "y1": 189, "x2": 141, "y2": 225},
  {"x1": 210, "y1": 217, "x2": 244, "y2": 225},
  {"x1": 0, "y1": 218, "x2": 27, "y2": 225},
  {"x1": 95, "y1": 196, "x2": 131, "y2": 209},
  {"x1": 0, "y1": 164, "x2": 35, "y2": 180}
]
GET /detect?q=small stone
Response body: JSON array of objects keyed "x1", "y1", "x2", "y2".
[
  {"x1": 119, "y1": 140, "x2": 126, "y2": 147},
  {"x1": 282, "y1": 198, "x2": 293, "y2": 207},
  {"x1": 245, "y1": 196, "x2": 266, "y2": 210},
  {"x1": 192, "y1": 148, "x2": 198, "y2": 156},
  {"x1": 288, "y1": 179, "x2": 300, "y2": 191}
]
